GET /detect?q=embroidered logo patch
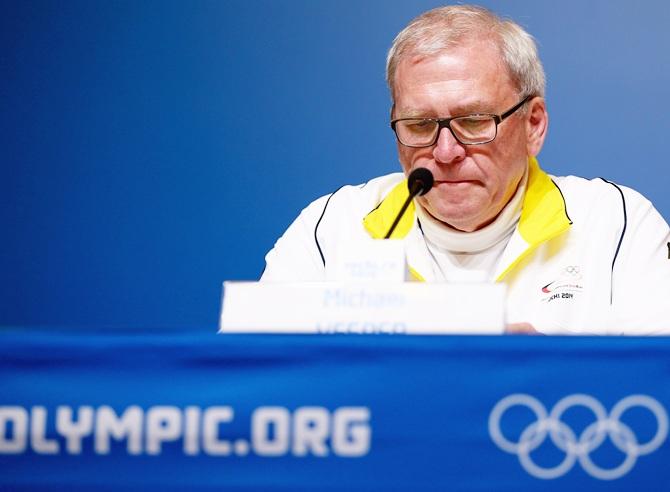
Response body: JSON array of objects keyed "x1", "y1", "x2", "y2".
[{"x1": 541, "y1": 265, "x2": 583, "y2": 302}]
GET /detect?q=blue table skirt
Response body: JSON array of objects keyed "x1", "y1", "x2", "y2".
[{"x1": 1, "y1": 328, "x2": 669, "y2": 491}]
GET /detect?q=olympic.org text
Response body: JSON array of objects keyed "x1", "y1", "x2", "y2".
[{"x1": 0, "y1": 405, "x2": 371, "y2": 457}]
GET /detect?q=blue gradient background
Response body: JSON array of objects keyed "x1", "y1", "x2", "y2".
[{"x1": 2, "y1": 0, "x2": 669, "y2": 329}]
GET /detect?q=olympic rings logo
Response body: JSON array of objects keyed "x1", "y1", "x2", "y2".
[{"x1": 489, "y1": 394, "x2": 668, "y2": 480}]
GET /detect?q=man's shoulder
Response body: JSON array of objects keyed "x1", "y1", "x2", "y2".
[
  {"x1": 300, "y1": 172, "x2": 405, "y2": 217},
  {"x1": 551, "y1": 173, "x2": 651, "y2": 209},
  {"x1": 548, "y1": 173, "x2": 667, "y2": 234}
]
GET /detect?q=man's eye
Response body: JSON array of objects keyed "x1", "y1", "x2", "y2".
[
  {"x1": 406, "y1": 120, "x2": 434, "y2": 132},
  {"x1": 457, "y1": 117, "x2": 489, "y2": 129}
]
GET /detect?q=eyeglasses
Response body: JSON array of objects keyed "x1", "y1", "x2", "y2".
[{"x1": 390, "y1": 96, "x2": 532, "y2": 147}]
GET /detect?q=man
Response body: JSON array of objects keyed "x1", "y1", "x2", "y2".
[{"x1": 260, "y1": 5, "x2": 670, "y2": 335}]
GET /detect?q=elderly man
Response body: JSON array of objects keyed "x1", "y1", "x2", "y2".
[{"x1": 260, "y1": 5, "x2": 670, "y2": 335}]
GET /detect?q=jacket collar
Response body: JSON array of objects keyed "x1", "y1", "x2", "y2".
[{"x1": 362, "y1": 157, "x2": 572, "y2": 281}]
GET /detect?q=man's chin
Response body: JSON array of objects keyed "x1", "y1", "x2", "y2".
[{"x1": 421, "y1": 204, "x2": 482, "y2": 232}]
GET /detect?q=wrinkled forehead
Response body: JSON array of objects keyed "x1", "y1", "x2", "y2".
[
  {"x1": 391, "y1": 38, "x2": 519, "y2": 104},
  {"x1": 391, "y1": 43, "x2": 517, "y2": 112}
]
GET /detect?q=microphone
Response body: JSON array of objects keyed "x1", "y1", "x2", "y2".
[
  {"x1": 384, "y1": 168, "x2": 434, "y2": 238},
  {"x1": 407, "y1": 167, "x2": 434, "y2": 197}
]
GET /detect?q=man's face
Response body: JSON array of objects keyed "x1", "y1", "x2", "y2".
[{"x1": 392, "y1": 40, "x2": 546, "y2": 232}]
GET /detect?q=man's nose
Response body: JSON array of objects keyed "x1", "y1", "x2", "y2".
[{"x1": 433, "y1": 127, "x2": 466, "y2": 164}]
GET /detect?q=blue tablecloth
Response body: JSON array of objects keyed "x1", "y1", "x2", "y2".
[{"x1": 1, "y1": 328, "x2": 669, "y2": 491}]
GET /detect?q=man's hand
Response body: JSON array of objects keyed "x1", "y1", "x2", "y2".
[{"x1": 505, "y1": 322, "x2": 542, "y2": 335}]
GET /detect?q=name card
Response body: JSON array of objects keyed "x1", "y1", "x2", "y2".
[{"x1": 219, "y1": 282, "x2": 506, "y2": 335}]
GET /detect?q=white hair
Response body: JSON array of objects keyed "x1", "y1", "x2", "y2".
[{"x1": 386, "y1": 5, "x2": 545, "y2": 101}]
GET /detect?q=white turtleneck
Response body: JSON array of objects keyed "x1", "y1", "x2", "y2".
[{"x1": 415, "y1": 167, "x2": 528, "y2": 283}]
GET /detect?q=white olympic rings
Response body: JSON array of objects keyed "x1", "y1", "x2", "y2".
[{"x1": 489, "y1": 394, "x2": 668, "y2": 480}]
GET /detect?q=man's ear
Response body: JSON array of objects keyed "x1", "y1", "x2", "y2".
[{"x1": 526, "y1": 97, "x2": 549, "y2": 157}]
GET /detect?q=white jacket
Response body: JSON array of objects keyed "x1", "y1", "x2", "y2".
[{"x1": 261, "y1": 159, "x2": 670, "y2": 335}]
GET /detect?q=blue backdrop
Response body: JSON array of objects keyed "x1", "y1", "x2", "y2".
[{"x1": 2, "y1": 0, "x2": 669, "y2": 329}]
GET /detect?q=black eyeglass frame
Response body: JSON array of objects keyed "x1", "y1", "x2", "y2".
[{"x1": 390, "y1": 95, "x2": 533, "y2": 148}]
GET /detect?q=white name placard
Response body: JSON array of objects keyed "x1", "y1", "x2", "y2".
[{"x1": 219, "y1": 282, "x2": 506, "y2": 335}]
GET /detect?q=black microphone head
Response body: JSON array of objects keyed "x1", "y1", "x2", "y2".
[{"x1": 407, "y1": 167, "x2": 434, "y2": 196}]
